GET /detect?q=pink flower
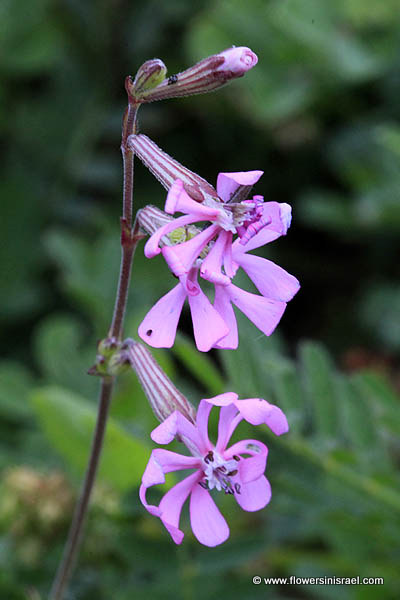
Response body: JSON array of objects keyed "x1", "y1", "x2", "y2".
[
  {"x1": 140, "y1": 392, "x2": 288, "y2": 546},
  {"x1": 139, "y1": 171, "x2": 299, "y2": 350}
]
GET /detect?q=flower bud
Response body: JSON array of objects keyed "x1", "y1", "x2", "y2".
[
  {"x1": 135, "y1": 46, "x2": 258, "y2": 103},
  {"x1": 128, "y1": 134, "x2": 218, "y2": 203},
  {"x1": 218, "y1": 46, "x2": 258, "y2": 76},
  {"x1": 126, "y1": 339, "x2": 196, "y2": 424},
  {"x1": 133, "y1": 59, "x2": 167, "y2": 96}
]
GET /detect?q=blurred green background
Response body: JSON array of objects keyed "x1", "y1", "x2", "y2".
[{"x1": 1, "y1": 0, "x2": 400, "y2": 598}]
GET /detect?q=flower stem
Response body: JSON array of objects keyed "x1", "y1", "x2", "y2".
[
  {"x1": 49, "y1": 378, "x2": 113, "y2": 600},
  {"x1": 49, "y1": 101, "x2": 140, "y2": 599},
  {"x1": 109, "y1": 103, "x2": 139, "y2": 339}
]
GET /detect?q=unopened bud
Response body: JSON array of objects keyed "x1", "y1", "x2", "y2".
[
  {"x1": 126, "y1": 339, "x2": 196, "y2": 424},
  {"x1": 128, "y1": 134, "x2": 218, "y2": 203},
  {"x1": 218, "y1": 46, "x2": 258, "y2": 76},
  {"x1": 133, "y1": 59, "x2": 167, "y2": 97},
  {"x1": 134, "y1": 46, "x2": 258, "y2": 103}
]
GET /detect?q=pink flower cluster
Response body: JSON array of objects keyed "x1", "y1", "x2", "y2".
[
  {"x1": 140, "y1": 392, "x2": 288, "y2": 546},
  {"x1": 139, "y1": 171, "x2": 300, "y2": 351}
]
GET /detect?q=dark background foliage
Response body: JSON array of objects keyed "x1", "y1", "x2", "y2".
[{"x1": 1, "y1": 1, "x2": 400, "y2": 598}]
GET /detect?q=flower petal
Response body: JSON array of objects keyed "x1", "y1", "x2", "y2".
[
  {"x1": 216, "y1": 404, "x2": 240, "y2": 452},
  {"x1": 196, "y1": 400, "x2": 212, "y2": 450},
  {"x1": 216, "y1": 171, "x2": 263, "y2": 203},
  {"x1": 235, "y1": 475, "x2": 271, "y2": 512},
  {"x1": 234, "y1": 398, "x2": 289, "y2": 436},
  {"x1": 279, "y1": 203, "x2": 292, "y2": 232},
  {"x1": 203, "y1": 392, "x2": 239, "y2": 406},
  {"x1": 239, "y1": 201, "x2": 290, "y2": 252},
  {"x1": 143, "y1": 449, "x2": 201, "y2": 484},
  {"x1": 226, "y1": 283, "x2": 287, "y2": 337},
  {"x1": 165, "y1": 178, "x2": 220, "y2": 219},
  {"x1": 223, "y1": 235, "x2": 236, "y2": 278},
  {"x1": 139, "y1": 483, "x2": 161, "y2": 517},
  {"x1": 189, "y1": 484, "x2": 230, "y2": 546},
  {"x1": 187, "y1": 286, "x2": 229, "y2": 352},
  {"x1": 233, "y1": 252, "x2": 300, "y2": 302},
  {"x1": 200, "y1": 230, "x2": 231, "y2": 286},
  {"x1": 151, "y1": 411, "x2": 205, "y2": 454},
  {"x1": 159, "y1": 471, "x2": 201, "y2": 544},
  {"x1": 162, "y1": 224, "x2": 219, "y2": 277},
  {"x1": 144, "y1": 213, "x2": 201, "y2": 258},
  {"x1": 138, "y1": 283, "x2": 186, "y2": 348},
  {"x1": 200, "y1": 393, "x2": 240, "y2": 451},
  {"x1": 224, "y1": 439, "x2": 268, "y2": 483},
  {"x1": 213, "y1": 284, "x2": 238, "y2": 350},
  {"x1": 139, "y1": 448, "x2": 199, "y2": 519}
]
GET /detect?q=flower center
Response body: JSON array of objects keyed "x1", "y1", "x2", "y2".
[
  {"x1": 216, "y1": 196, "x2": 269, "y2": 239},
  {"x1": 199, "y1": 450, "x2": 241, "y2": 495}
]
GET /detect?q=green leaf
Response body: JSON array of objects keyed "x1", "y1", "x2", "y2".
[
  {"x1": 30, "y1": 386, "x2": 150, "y2": 492},
  {"x1": 336, "y1": 375, "x2": 385, "y2": 465},
  {"x1": 352, "y1": 371, "x2": 400, "y2": 437},
  {"x1": 270, "y1": 361, "x2": 305, "y2": 432},
  {"x1": 299, "y1": 341, "x2": 340, "y2": 442}
]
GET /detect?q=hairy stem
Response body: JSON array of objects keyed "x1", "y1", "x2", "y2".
[{"x1": 50, "y1": 101, "x2": 140, "y2": 599}]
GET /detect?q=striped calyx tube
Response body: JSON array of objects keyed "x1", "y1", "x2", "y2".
[
  {"x1": 126, "y1": 339, "x2": 196, "y2": 425},
  {"x1": 128, "y1": 133, "x2": 218, "y2": 203},
  {"x1": 137, "y1": 205, "x2": 174, "y2": 237}
]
